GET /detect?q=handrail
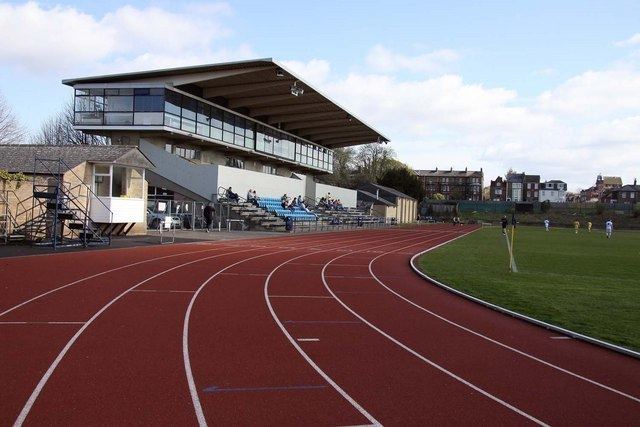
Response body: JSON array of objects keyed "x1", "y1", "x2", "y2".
[
  {"x1": 34, "y1": 157, "x2": 114, "y2": 223},
  {"x1": 216, "y1": 185, "x2": 248, "y2": 204}
]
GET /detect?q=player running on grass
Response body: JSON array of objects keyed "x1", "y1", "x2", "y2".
[
  {"x1": 605, "y1": 219, "x2": 613, "y2": 238},
  {"x1": 587, "y1": 221, "x2": 592, "y2": 232},
  {"x1": 573, "y1": 220, "x2": 580, "y2": 234},
  {"x1": 501, "y1": 216, "x2": 508, "y2": 235},
  {"x1": 544, "y1": 219, "x2": 550, "y2": 231}
]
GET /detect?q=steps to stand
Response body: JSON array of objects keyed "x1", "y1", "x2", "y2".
[{"x1": 6, "y1": 157, "x2": 114, "y2": 249}]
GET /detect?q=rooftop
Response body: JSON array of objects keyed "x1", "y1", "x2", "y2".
[
  {"x1": 0, "y1": 144, "x2": 153, "y2": 174},
  {"x1": 63, "y1": 58, "x2": 389, "y2": 149},
  {"x1": 414, "y1": 169, "x2": 483, "y2": 177}
]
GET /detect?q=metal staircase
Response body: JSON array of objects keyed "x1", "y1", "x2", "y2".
[
  {"x1": 13, "y1": 157, "x2": 113, "y2": 249},
  {"x1": 0, "y1": 190, "x2": 26, "y2": 244}
]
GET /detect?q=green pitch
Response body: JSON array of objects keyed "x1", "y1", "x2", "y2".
[{"x1": 417, "y1": 226, "x2": 640, "y2": 351}]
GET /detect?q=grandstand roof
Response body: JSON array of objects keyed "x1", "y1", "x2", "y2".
[{"x1": 63, "y1": 58, "x2": 389, "y2": 149}]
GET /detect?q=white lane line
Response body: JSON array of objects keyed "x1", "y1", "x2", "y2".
[
  {"x1": 0, "y1": 245, "x2": 234, "y2": 318},
  {"x1": 322, "y1": 232, "x2": 551, "y2": 427},
  {"x1": 370, "y1": 233, "x2": 640, "y2": 404},
  {"x1": 219, "y1": 272, "x2": 268, "y2": 276},
  {"x1": 265, "y1": 253, "x2": 382, "y2": 426},
  {"x1": 297, "y1": 338, "x2": 320, "y2": 342},
  {"x1": 0, "y1": 230, "x2": 361, "y2": 319},
  {"x1": 13, "y1": 246, "x2": 263, "y2": 427},
  {"x1": 550, "y1": 336, "x2": 573, "y2": 340},
  {"x1": 183, "y1": 232, "x2": 395, "y2": 427},
  {"x1": 130, "y1": 289, "x2": 196, "y2": 293},
  {"x1": 262, "y1": 232, "x2": 451, "y2": 426},
  {"x1": 269, "y1": 295, "x2": 333, "y2": 299},
  {"x1": 0, "y1": 321, "x2": 85, "y2": 325}
]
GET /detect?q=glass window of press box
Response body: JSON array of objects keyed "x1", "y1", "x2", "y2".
[
  {"x1": 93, "y1": 164, "x2": 144, "y2": 198},
  {"x1": 75, "y1": 88, "x2": 333, "y2": 172}
]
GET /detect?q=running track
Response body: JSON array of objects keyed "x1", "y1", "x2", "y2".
[{"x1": 1, "y1": 225, "x2": 638, "y2": 426}]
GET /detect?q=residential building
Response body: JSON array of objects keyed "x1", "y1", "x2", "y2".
[
  {"x1": 357, "y1": 183, "x2": 417, "y2": 223},
  {"x1": 489, "y1": 176, "x2": 506, "y2": 201},
  {"x1": 539, "y1": 180, "x2": 567, "y2": 202},
  {"x1": 603, "y1": 180, "x2": 639, "y2": 204},
  {"x1": 505, "y1": 172, "x2": 540, "y2": 202},
  {"x1": 63, "y1": 59, "x2": 389, "y2": 212},
  {"x1": 580, "y1": 174, "x2": 622, "y2": 202},
  {"x1": 414, "y1": 167, "x2": 484, "y2": 201}
]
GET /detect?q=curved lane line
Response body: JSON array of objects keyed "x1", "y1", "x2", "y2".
[
  {"x1": 182, "y1": 231, "x2": 415, "y2": 426},
  {"x1": 262, "y1": 231, "x2": 453, "y2": 425},
  {"x1": 13, "y1": 246, "x2": 269, "y2": 427},
  {"x1": 1, "y1": 230, "x2": 371, "y2": 318},
  {"x1": 367, "y1": 230, "x2": 640, "y2": 404},
  {"x1": 321, "y1": 229, "x2": 551, "y2": 427},
  {"x1": 0, "y1": 244, "x2": 237, "y2": 318}
]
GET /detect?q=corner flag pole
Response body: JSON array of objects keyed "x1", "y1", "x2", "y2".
[{"x1": 510, "y1": 213, "x2": 517, "y2": 272}]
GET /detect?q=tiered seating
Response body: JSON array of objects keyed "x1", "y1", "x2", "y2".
[{"x1": 257, "y1": 197, "x2": 318, "y2": 221}]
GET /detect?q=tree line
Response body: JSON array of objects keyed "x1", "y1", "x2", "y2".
[
  {"x1": 0, "y1": 91, "x2": 107, "y2": 146},
  {"x1": 321, "y1": 144, "x2": 426, "y2": 201}
]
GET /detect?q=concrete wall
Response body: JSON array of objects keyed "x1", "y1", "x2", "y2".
[
  {"x1": 316, "y1": 183, "x2": 357, "y2": 208},
  {"x1": 217, "y1": 165, "x2": 307, "y2": 200},
  {"x1": 139, "y1": 138, "x2": 219, "y2": 201}
]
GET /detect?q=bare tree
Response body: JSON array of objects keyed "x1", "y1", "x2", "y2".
[
  {"x1": 0, "y1": 91, "x2": 27, "y2": 144},
  {"x1": 31, "y1": 98, "x2": 108, "y2": 145},
  {"x1": 353, "y1": 143, "x2": 396, "y2": 183}
]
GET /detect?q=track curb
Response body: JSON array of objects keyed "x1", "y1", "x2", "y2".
[{"x1": 409, "y1": 228, "x2": 640, "y2": 360}]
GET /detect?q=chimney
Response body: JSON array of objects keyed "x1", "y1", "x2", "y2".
[
  {"x1": 450, "y1": 166, "x2": 453, "y2": 172},
  {"x1": 635, "y1": 178, "x2": 637, "y2": 186},
  {"x1": 465, "y1": 167, "x2": 467, "y2": 172},
  {"x1": 435, "y1": 167, "x2": 438, "y2": 171}
]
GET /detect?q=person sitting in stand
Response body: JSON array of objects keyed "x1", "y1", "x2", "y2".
[
  {"x1": 336, "y1": 199, "x2": 344, "y2": 210},
  {"x1": 246, "y1": 189, "x2": 254, "y2": 203},
  {"x1": 297, "y1": 195, "x2": 303, "y2": 206},
  {"x1": 251, "y1": 190, "x2": 258, "y2": 206},
  {"x1": 300, "y1": 200, "x2": 311, "y2": 213},
  {"x1": 319, "y1": 197, "x2": 327, "y2": 208},
  {"x1": 226, "y1": 187, "x2": 239, "y2": 203},
  {"x1": 281, "y1": 193, "x2": 288, "y2": 209}
]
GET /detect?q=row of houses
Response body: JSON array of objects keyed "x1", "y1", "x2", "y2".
[
  {"x1": 572, "y1": 175, "x2": 639, "y2": 204},
  {"x1": 414, "y1": 168, "x2": 484, "y2": 201},
  {"x1": 489, "y1": 173, "x2": 567, "y2": 203}
]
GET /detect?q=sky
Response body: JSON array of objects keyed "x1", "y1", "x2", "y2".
[{"x1": 1, "y1": 0, "x2": 640, "y2": 191}]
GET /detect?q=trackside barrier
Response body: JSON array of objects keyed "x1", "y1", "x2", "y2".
[
  {"x1": 409, "y1": 234, "x2": 640, "y2": 360},
  {"x1": 292, "y1": 217, "x2": 396, "y2": 233}
]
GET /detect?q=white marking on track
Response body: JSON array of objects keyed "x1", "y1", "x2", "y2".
[
  {"x1": 371, "y1": 233, "x2": 640, "y2": 404},
  {"x1": 0, "y1": 321, "x2": 85, "y2": 325},
  {"x1": 130, "y1": 289, "x2": 196, "y2": 293},
  {"x1": 550, "y1": 336, "x2": 573, "y2": 340},
  {"x1": 297, "y1": 338, "x2": 320, "y2": 342},
  {"x1": 321, "y1": 231, "x2": 551, "y2": 426},
  {"x1": 269, "y1": 295, "x2": 333, "y2": 299},
  {"x1": 262, "y1": 232, "x2": 451, "y2": 425},
  {"x1": 184, "y1": 232, "x2": 392, "y2": 426},
  {"x1": 12, "y1": 246, "x2": 261, "y2": 427}
]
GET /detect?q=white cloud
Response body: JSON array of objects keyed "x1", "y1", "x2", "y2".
[
  {"x1": 279, "y1": 59, "x2": 332, "y2": 87},
  {"x1": 537, "y1": 68, "x2": 640, "y2": 118},
  {"x1": 365, "y1": 45, "x2": 460, "y2": 74},
  {"x1": 0, "y1": 1, "x2": 251, "y2": 74},
  {"x1": 286, "y1": 51, "x2": 640, "y2": 190},
  {"x1": 614, "y1": 33, "x2": 640, "y2": 47}
]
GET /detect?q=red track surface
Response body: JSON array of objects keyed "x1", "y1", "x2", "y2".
[{"x1": 1, "y1": 225, "x2": 639, "y2": 426}]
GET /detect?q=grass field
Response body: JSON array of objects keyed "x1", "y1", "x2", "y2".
[{"x1": 417, "y1": 226, "x2": 640, "y2": 351}]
